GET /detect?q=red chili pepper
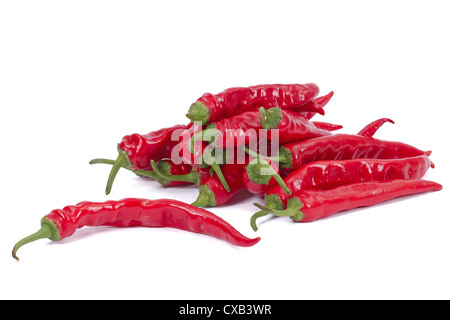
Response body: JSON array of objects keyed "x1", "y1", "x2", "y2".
[
  {"x1": 260, "y1": 108, "x2": 332, "y2": 144},
  {"x1": 151, "y1": 159, "x2": 246, "y2": 207},
  {"x1": 302, "y1": 91, "x2": 335, "y2": 120},
  {"x1": 206, "y1": 110, "x2": 262, "y2": 149},
  {"x1": 278, "y1": 134, "x2": 432, "y2": 172},
  {"x1": 90, "y1": 123, "x2": 194, "y2": 195},
  {"x1": 253, "y1": 179, "x2": 442, "y2": 226},
  {"x1": 263, "y1": 155, "x2": 435, "y2": 212},
  {"x1": 120, "y1": 123, "x2": 193, "y2": 170},
  {"x1": 357, "y1": 118, "x2": 394, "y2": 137},
  {"x1": 12, "y1": 198, "x2": 261, "y2": 260},
  {"x1": 186, "y1": 83, "x2": 320, "y2": 125},
  {"x1": 194, "y1": 107, "x2": 332, "y2": 152},
  {"x1": 242, "y1": 158, "x2": 291, "y2": 197}
]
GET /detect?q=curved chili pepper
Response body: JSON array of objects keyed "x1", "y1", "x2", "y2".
[
  {"x1": 242, "y1": 158, "x2": 291, "y2": 197},
  {"x1": 357, "y1": 118, "x2": 394, "y2": 137},
  {"x1": 12, "y1": 198, "x2": 261, "y2": 260},
  {"x1": 186, "y1": 83, "x2": 320, "y2": 125},
  {"x1": 302, "y1": 91, "x2": 335, "y2": 120},
  {"x1": 253, "y1": 179, "x2": 442, "y2": 228},
  {"x1": 279, "y1": 134, "x2": 432, "y2": 172},
  {"x1": 260, "y1": 108, "x2": 332, "y2": 144},
  {"x1": 263, "y1": 155, "x2": 435, "y2": 211}
]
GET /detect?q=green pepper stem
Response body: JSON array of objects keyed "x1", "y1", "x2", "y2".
[
  {"x1": 242, "y1": 146, "x2": 288, "y2": 164},
  {"x1": 253, "y1": 197, "x2": 304, "y2": 222},
  {"x1": 150, "y1": 160, "x2": 199, "y2": 184},
  {"x1": 12, "y1": 218, "x2": 60, "y2": 261},
  {"x1": 90, "y1": 157, "x2": 159, "y2": 180},
  {"x1": 105, "y1": 153, "x2": 126, "y2": 195},
  {"x1": 188, "y1": 128, "x2": 220, "y2": 154},
  {"x1": 250, "y1": 211, "x2": 270, "y2": 232},
  {"x1": 210, "y1": 161, "x2": 230, "y2": 192},
  {"x1": 89, "y1": 158, "x2": 117, "y2": 165},
  {"x1": 272, "y1": 173, "x2": 291, "y2": 195}
]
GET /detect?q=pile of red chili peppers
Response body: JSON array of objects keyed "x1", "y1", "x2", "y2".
[{"x1": 12, "y1": 83, "x2": 443, "y2": 260}]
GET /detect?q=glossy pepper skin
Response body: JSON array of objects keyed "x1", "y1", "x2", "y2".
[
  {"x1": 192, "y1": 163, "x2": 247, "y2": 207},
  {"x1": 302, "y1": 91, "x2": 335, "y2": 120},
  {"x1": 208, "y1": 110, "x2": 263, "y2": 149},
  {"x1": 186, "y1": 83, "x2": 320, "y2": 125},
  {"x1": 260, "y1": 108, "x2": 332, "y2": 144},
  {"x1": 12, "y1": 198, "x2": 261, "y2": 260},
  {"x1": 265, "y1": 155, "x2": 435, "y2": 208},
  {"x1": 263, "y1": 179, "x2": 443, "y2": 223},
  {"x1": 310, "y1": 121, "x2": 343, "y2": 132},
  {"x1": 120, "y1": 123, "x2": 193, "y2": 170},
  {"x1": 150, "y1": 159, "x2": 247, "y2": 207},
  {"x1": 279, "y1": 134, "x2": 432, "y2": 172},
  {"x1": 153, "y1": 159, "x2": 194, "y2": 187},
  {"x1": 205, "y1": 107, "x2": 332, "y2": 150}
]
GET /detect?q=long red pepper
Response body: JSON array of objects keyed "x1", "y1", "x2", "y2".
[
  {"x1": 278, "y1": 134, "x2": 431, "y2": 172},
  {"x1": 253, "y1": 179, "x2": 442, "y2": 227},
  {"x1": 264, "y1": 155, "x2": 435, "y2": 210},
  {"x1": 186, "y1": 83, "x2": 320, "y2": 125},
  {"x1": 193, "y1": 107, "x2": 332, "y2": 151},
  {"x1": 12, "y1": 198, "x2": 261, "y2": 260}
]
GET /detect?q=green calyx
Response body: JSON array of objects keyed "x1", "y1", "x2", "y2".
[
  {"x1": 278, "y1": 146, "x2": 293, "y2": 170},
  {"x1": 259, "y1": 107, "x2": 283, "y2": 130},
  {"x1": 191, "y1": 184, "x2": 217, "y2": 207},
  {"x1": 12, "y1": 217, "x2": 61, "y2": 261},
  {"x1": 245, "y1": 158, "x2": 291, "y2": 195},
  {"x1": 186, "y1": 101, "x2": 211, "y2": 125},
  {"x1": 250, "y1": 196, "x2": 304, "y2": 231},
  {"x1": 150, "y1": 160, "x2": 199, "y2": 187}
]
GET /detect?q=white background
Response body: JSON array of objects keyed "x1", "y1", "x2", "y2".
[{"x1": 1, "y1": 1, "x2": 449, "y2": 300}]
